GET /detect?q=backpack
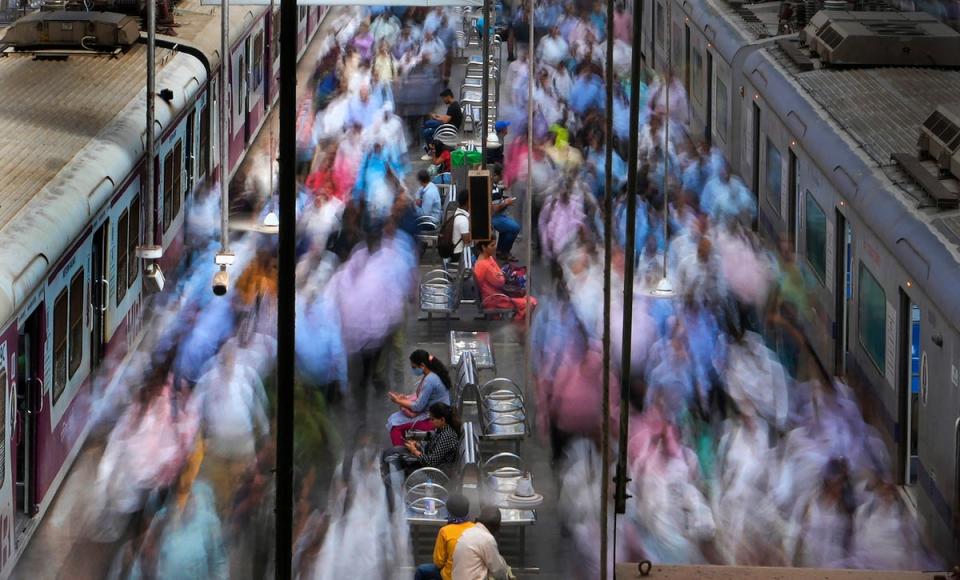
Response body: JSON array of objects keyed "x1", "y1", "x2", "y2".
[{"x1": 437, "y1": 211, "x2": 459, "y2": 260}]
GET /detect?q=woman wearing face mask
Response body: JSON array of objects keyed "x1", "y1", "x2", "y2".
[{"x1": 385, "y1": 349, "x2": 453, "y2": 445}]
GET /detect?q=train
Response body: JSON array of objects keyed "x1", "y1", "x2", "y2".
[
  {"x1": 0, "y1": 1, "x2": 326, "y2": 575},
  {"x1": 635, "y1": 0, "x2": 960, "y2": 561}
]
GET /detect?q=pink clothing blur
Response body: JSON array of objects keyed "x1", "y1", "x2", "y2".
[
  {"x1": 390, "y1": 419, "x2": 436, "y2": 446},
  {"x1": 614, "y1": 11, "x2": 632, "y2": 43}
]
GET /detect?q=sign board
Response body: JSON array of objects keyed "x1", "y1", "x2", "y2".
[
  {"x1": 467, "y1": 169, "x2": 492, "y2": 243},
  {"x1": 201, "y1": 0, "x2": 481, "y2": 5}
]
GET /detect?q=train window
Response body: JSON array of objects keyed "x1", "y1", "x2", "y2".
[
  {"x1": 162, "y1": 149, "x2": 175, "y2": 232},
  {"x1": 656, "y1": 2, "x2": 664, "y2": 46},
  {"x1": 858, "y1": 263, "x2": 886, "y2": 372},
  {"x1": 765, "y1": 138, "x2": 782, "y2": 214},
  {"x1": 68, "y1": 270, "x2": 84, "y2": 380},
  {"x1": 299, "y1": 6, "x2": 306, "y2": 23},
  {"x1": 716, "y1": 77, "x2": 728, "y2": 141},
  {"x1": 117, "y1": 209, "x2": 129, "y2": 306},
  {"x1": 691, "y1": 49, "x2": 703, "y2": 103},
  {"x1": 199, "y1": 105, "x2": 210, "y2": 180},
  {"x1": 53, "y1": 288, "x2": 68, "y2": 401},
  {"x1": 128, "y1": 196, "x2": 140, "y2": 290},
  {"x1": 253, "y1": 31, "x2": 264, "y2": 92},
  {"x1": 805, "y1": 191, "x2": 827, "y2": 284}
]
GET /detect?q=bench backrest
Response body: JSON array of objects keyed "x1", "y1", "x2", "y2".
[
  {"x1": 454, "y1": 351, "x2": 479, "y2": 410},
  {"x1": 458, "y1": 421, "x2": 481, "y2": 490}
]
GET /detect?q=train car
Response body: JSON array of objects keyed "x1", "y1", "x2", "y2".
[
  {"x1": 0, "y1": 1, "x2": 324, "y2": 575},
  {"x1": 638, "y1": 0, "x2": 960, "y2": 561}
]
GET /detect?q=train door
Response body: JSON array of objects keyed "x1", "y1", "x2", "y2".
[
  {"x1": 751, "y1": 102, "x2": 761, "y2": 231},
  {"x1": 705, "y1": 51, "x2": 713, "y2": 144},
  {"x1": 833, "y1": 210, "x2": 852, "y2": 373},
  {"x1": 90, "y1": 224, "x2": 108, "y2": 370},
  {"x1": 241, "y1": 43, "x2": 250, "y2": 145},
  {"x1": 897, "y1": 289, "x2": 921, "y2": 490},
  {"x1": 787, "y1": 148, "x2": 798, "y2": 251},
  {"x1": 14, "y1": 308, "x2": 42, "y2": 528}
]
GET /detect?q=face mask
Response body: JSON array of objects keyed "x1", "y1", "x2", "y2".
[{"x1": 411, "y1": 367, "x2": 424, "y2": 377}]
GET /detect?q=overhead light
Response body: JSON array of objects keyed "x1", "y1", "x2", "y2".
[
  {"x1": 212, "y1": 267, "x2": 229, "y2": 296},
  {"x1": 649, "y1": 277, "x2": 675, "y2": 298},
  {"x1": 143, "y1": 263, "x2": 165, "y2": 293},
  {"x1": 258, "y1": 211, "x2": 280, "y2": 235}
]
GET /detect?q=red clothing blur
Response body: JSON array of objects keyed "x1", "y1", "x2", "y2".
[
  {"x1": 305, "y1": 169, "x2": 342, "y2": 204},
  {"x1": 473, "y1": 255, "x2": 536, "y2": 321},
  {"x1": 434, "y1": 149, "x2": 451, "y2": 173}
]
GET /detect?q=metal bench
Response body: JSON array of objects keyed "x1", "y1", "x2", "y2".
[
  {"x1": 416, "y1": 215, "x2": 440, "y2": 249},
  {"x1": 478, "y1": 378, "x2": 528, "y2": 453},
  {"x1": 453, "y1": 350, "x2": 480, "y2": 411},
  {"x1": 449, "y1": 330, "x2": 496, "y2": 370},
  {"x1": 419, "y1": 268, "x2": 459, "y2": 319}
]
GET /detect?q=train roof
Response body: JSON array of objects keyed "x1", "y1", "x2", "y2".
[
  {"x1": 700, "y1": 0, "x2": 960, "y2": 324},
  {"x1": 0, "y1": 0, "x2": 266, "y2": 325}
]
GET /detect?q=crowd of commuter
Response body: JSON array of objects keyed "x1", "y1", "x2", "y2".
[{"x1": 67, "y1": 1, "x2": 943, "y2": 578}]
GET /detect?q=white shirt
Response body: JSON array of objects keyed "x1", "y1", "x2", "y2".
[
  {"x1": 451, "y1": 523, "x2": 510, "y2": 580},
  {"x1": 452, "y1": 207, "x2": 470, "y2": 255}
]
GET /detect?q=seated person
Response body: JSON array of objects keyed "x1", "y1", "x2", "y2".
[
  {"x1": 489, "y1": 164, "x2": 520, "y2": 262},
  {"x1": 381, "y1": 403, "x2": 462, "y2": 487},
  {"x1": 473, "y1": 238, "x2": 536, "y2": 322},
  {"x1": 421, "y1": 88, "x2": 464, "y2": 159},
  {"x1": 452, "y1": 506, "x2": 512, "y2": 580},
  {"x1": 386, "y1": 350, "x2": 453, "y2": 446},
  {"x1": 430, "y1": 141, "x2": 453, "y2": 174},
  {"x1": 414, "y1": 494, "x2": 474, "y2": 580},
  {"x1": 450, "y1": 189, "x2": 472, "y2": 264},
  {"x1": 416, "y1": 169, "x2": 444, "y2": 224}
]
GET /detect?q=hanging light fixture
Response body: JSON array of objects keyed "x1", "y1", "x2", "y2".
[{"x1": 258, "y1": 210, "x2": 280, "y2": 235}]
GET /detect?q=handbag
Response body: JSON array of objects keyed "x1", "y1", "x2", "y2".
[{"x1": 501, "y1": 264, "x2": 527, "y2": 297}]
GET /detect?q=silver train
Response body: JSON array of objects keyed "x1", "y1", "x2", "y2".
[{"x1": 637, "y1": 0, "x2": 960, "y2": 560}]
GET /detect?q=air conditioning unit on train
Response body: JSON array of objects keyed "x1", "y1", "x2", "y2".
[
  {"x1": 802, "y1": 11, "x2": 960, "y2": 67},
  {"x1": 919, "y1": 106, "x2": 960, "y2": 179},
  {"x1": 2, "y1": 11, "x2": 139, "y2": 50}
]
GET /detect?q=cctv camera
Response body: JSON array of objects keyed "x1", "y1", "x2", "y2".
[{"x1": 212, "y1": 268, "x2": 229, "y2": 296}]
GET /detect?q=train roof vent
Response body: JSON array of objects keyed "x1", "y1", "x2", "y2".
[
  {"x1": 918, "y1": 107, "x2": 960, "y2": 178},
  {"x1": 1, "y1": 11, "x2": 139, "y2": 53},
  {"x1": 802, "y1": 11, "x2": 960, "y2": 67}
]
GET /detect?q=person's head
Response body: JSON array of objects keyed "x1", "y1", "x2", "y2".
[
  {"x1": 440, "y1": 88, "x2": 454, "y2": 104},
  {"x1": 495, "y1": 120, "x2": 510, "y2": 137},
  {"x1": 491, "y1": 163, "x2": 503, "y2": 181},
  {"x1": 456, "y1": 188, "x2": 470, "y2": 208},
  {"x1": 359, "y1": 85, "x2": 370, "y2": 102},
  {"x1": 417, "y1": 169, "x2": 431, "y2": 185},
  {"x1": 476, "y1": 505, "x2": 502, "y2": 536},
  {"x1": 428, "y1": 402, "x2": 461, "y2": 434},
  {"x1": 410, "y1": 349, "x2": 453, "y2": 389},
  {"x1": 479, "y1": 237, "x2": 497, "y2": 258},
  {"x1": 447, "y1": 494, "x2": 470, "y2": 520}
]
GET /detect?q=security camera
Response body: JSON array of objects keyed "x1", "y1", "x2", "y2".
[{"x1": 212, "y1": 268, "x2": 229, "y2": 296}]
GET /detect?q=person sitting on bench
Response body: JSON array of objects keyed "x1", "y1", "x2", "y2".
[
  {"x1": 421, "y1": 88, "x2": 463, "y2": 159},
  {"x1": 414, "y1": 494, "x2": 474, "y2": 580},
  {"x1": 382, "y1": 403, "x2": 463, "y2": 485},
  {"x1": 386, "y1": 350, "x2": 453, "y2": 445}
]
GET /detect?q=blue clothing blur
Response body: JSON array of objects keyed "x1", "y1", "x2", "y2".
[{"x1": 569, "y1": 74, "x2": 605, "y2": 115}]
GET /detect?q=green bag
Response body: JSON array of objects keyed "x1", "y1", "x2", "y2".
[
  {"x1": 451, "y1": 149, "x2": 466, "y2": 167},
  {"x1": 465, "y1": 150, "x2": 483, "y2": 166}
]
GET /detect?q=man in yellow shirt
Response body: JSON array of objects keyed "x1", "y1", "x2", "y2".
[{"x1": 415, "y1": 494, "x2": 474, "y2": 580}]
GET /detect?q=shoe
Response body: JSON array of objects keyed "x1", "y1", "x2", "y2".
[{"x1": 420, "y1": 154, "x2": 432, "y2": 161}]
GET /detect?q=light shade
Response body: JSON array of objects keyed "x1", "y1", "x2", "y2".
[
  {"x1": 649, "y1": 276, "x2": 675, "y2": 298},
  {"x1": 258, "y1": 211, "x2": 280, "y2": 235}
]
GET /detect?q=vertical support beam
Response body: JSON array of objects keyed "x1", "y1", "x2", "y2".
[
  {"x1": 144, "y1": 0, "x2": 157, "y2": 254},
  {"x1": 480, "y1": 0, "x2": 491, "y2": 166},
  {"x1": 220, "y1": 0, "x2": 231, "y2": 255},
  {"x1": 615, "y1": 0, "x2": 645, "y2": 516},
  {"x1": 600, "y1": 0, "x2": 615, "y2": 576},
  {"x1": 275, "y1": 0, "x2": 296, "y2": 577}
]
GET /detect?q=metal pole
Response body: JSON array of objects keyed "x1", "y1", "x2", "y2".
[
  {"x1": 615, "y1": 0, "x2": 645, "y2": 516},
  {"x1": 523, "y1": 0, "x2": 534, "y2": 425},
  {"x1": 662, "y1": 1, "x2": 671, "y2": 282},
  {"x1": 275, "y1": 0, "x2": 296, "y2": 576},
  {"x1": 481, "y1": 0, "x2": 491, "y2": 165},
  {"x1": 600, "y1": 0, "x2": 615, "y2": 575},
  {"x1": 143, "y1": 0, "x2": 158, "y2": 258},
  {"x1": 219, "y1": 0, "x2": 230, "y2": 255}
]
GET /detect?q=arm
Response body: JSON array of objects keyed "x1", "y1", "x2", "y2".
[
  {"x1": 479, "y1": 259, "x2": 507, "y2": 291},
  {"x1": 416, "y1": 428, "x2": 459, "y2": 467},
  {"x1": 408, "y1": 375, "x2": 439, "y2": 414}
]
